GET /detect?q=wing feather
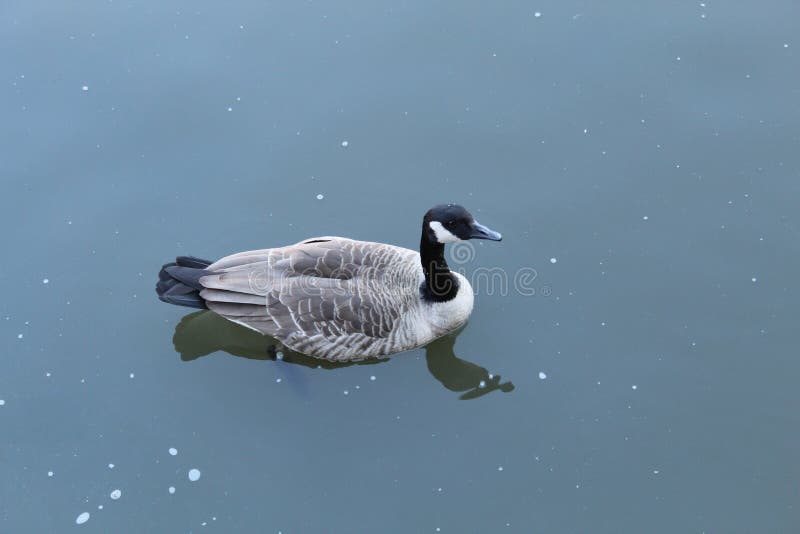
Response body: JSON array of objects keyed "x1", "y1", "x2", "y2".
[{"x1": 200, "y1": 238, "x2": 422, "y2": 360}]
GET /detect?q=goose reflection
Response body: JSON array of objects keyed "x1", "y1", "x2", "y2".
[{"x1": 172, "y1": 311, "x2": 514, "y2": 400}]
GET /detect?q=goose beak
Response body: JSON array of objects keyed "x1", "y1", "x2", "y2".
[{"x1": 469, "y1": 221, "x2": 503, "y2": 241}]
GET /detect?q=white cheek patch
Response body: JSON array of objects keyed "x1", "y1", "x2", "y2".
[{"x1": 429, "y1": 221, "x2": 461, "y2": 243}]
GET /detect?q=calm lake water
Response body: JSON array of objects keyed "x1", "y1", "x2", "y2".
[{"x1": 2, "y1": 1, "x2": 799, "y2": 532}]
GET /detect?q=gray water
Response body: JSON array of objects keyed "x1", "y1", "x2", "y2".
[{"x1": 2, "y1": 1, "x2": 799, "y2": 532}]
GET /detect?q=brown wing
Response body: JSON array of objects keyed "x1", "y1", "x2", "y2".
[{"x1": 198, "y1": 237, "x2": 421, "y2": 361}]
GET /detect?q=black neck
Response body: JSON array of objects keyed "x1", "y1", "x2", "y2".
[{"x1": 420, "y1": 230, "x2": 459, "y2": 302}]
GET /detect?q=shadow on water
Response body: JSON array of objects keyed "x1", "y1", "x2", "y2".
[{"x1": 172, "y1": 311, "x2": 514, "y2": 400}]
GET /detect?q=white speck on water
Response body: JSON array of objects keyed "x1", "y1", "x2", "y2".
[
  {"x1": 534, "y1": 11, "x2": 542, "y2": 17},
  {"x1": 316, "y1": 193, "x2": 324, "y2": 200},
  {"x1": 227, "y1": 107, "x2": 233, "y2": 112},
  {"x1": 369, "y1": 375, "x2": 376, "y2": 381},
  {"x1": 642, "y1": 215, "x2": 649, "y2": 220},
  {"x1": 751, "y1": 277, "x2": 757, "y2": 283},
  {"x1": 341, "y1": 140, "x2": 349, "y2": 147},
  {"x1": 276, "y1": 378, "x2": 282, "y2": 383},
  {"x1": 17, "y1": 334, "x2": 23, "y2": 339},
  {"x1": 631, "y1": 385, "x2": 638, "y2": 390},
  {"x1": 97, "y1": 505, "x2": 103, "y2": 510},
  {"x1": 583, "y1": 128, "x2": 588, "y2": 134},
  {"x1": 110, "y1": 489, "x2": 121, "y2": 500},
  {"x1": 108, "y1": 463, "x2": 115, "y2": 469},
  {"x1": 0, "y1": 400, "x2": 5, "y2": 406},
  {"x1": 478, "y1": 380, "x2": 486, "y2": 388},
  {"x1": 43, "y1": 278, "x2": 49, "y2": 284},
  {"x1": 48, "y1": 471, "x2": 53, "y2": 477},
  {"x1": 784, "y1": 43, "x2": 789, "y2": 48},
  {"x1": 343, "y1": 390, "x2": 349, "y2": 395},
  {"x1": 550, "y1": 257, "x2": 557, "y2": 264},
  {"x1": 129, "y1": 373, "x2": 134, "y2": 379},
  {"x1": 188, "y1": 468, "x2": 201, "y2": 482},
  {"x1": 497, "y1": 466, "x2": 504, "y2": 472},
  {"x1": 676, "y1": 56, "x2": 681, "y2": 61},
  {"x1": 538, "y1": 372, "x2": 547, "y2": 380},
  {"x1": 75, "y1": 512, "x2": 90, "y2": 525},
  {"x1": 168, "y1": 486, "x2": 176, "y2": 494},
  {"x1": 46, "y1": 372, "x2": 51, "y2": 377},
  {"x1": 653, "y1": 469, "x2": 660, "y2": 475},
  {"x1": 169, "y1": 447, "x2": 178, "y2": 456},
  {"x1": 81, "y1": 85, "x2": 89, "y2": 92}
]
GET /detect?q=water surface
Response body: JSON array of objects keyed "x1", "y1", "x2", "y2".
[{"x1": 2, "y1": 1, "x2": 799, "y2": 532}]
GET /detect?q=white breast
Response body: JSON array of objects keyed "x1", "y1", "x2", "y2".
[
  {"x1": 438, "y1": 272, "x2": 475, "y2": 329},
  {"x1": 410, "y1": 271, "x2": 474, "y2": 342}
]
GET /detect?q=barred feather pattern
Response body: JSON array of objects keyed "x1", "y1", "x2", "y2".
[{"x1": 197, "y1": 237, "x2": 460, "y2": 361}]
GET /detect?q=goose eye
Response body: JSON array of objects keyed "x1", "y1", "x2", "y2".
[{"x1": 447, "y1": 220, "x2": 456, "y2": 228}]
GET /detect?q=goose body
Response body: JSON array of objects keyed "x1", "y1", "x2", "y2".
[{"x1": 156, "y1": 205, "x2": 501, "y2": 362}]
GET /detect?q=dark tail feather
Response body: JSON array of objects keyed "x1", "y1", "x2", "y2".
[
  {"x1": 173, "y1": 256, "x2": 212, "y2": 269},
  {"x1": 156, "y1": 256, "x2": 214, "y2": 309}
]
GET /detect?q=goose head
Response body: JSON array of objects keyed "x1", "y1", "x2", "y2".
[{"x1": 423, "y1": 204, "x2": 503, "y2": 244}]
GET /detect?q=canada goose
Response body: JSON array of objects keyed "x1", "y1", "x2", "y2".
[{"x1": 155, "y1": 204, "x2": 502, "y2": 362}]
